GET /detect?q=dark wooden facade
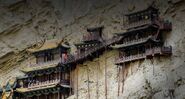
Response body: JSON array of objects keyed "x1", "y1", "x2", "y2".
[
  {"x1": 83, "y1": 26, "x2": 103, "y2": 42},
  {"x1": 32, "y1": 45, "x2": 69, "y2": 65},
  {"x1": 16, "y1": 44, "x2": 72, "y2": 99},
  {"x1": 112, "y1": 6, "x2": 172, "y2": 65},
  {"x1": 124, "y1": 6, "x2": 171, "y2": 31}
]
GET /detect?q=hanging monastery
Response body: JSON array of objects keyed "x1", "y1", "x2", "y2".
[{"x1": 0, "y1": 5, "x2": 174, "y2": 99}]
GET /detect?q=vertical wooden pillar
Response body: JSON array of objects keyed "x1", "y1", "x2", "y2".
[
  {"x1": 71, "y1": 68, "x2": 74, "y2": 95},
  {"x1": 47, "y1": 74, "x2": 49, "y2": 83},
  {"x1": 70, "y1": 66, "x2": 72, "y2": 95},
  {"x1": 117, "y1": 66, "x2": 120, "y2": 97},
  {"x1": 122, "y1": 63, "x2": 126, "y2": 93},
  {"x1": 59, "y1": 69, "x2": 61, "y2": 82},
  {"x1": 60, "y1": 92, "x2": 62, "y2": 99},
  {"x1": 86, "y1": 65, "x2": 90, "y2": 99},
  {"x1": 54, "y1": 93, "x2": 55, "y2": 99},
  {"x1": 61, "y1": 72, "x2": 63, "y2": 81},
  {"x1": 96, "y1": 53, "x2": 100, "y2": 99},
  {"x1": 76, "y1": 66, "x2": 78, "y2": 99},
  {"x1": 105, "y1": 56, "x2": 108, "y2": 99},
  {"x1": 58, "y1": 92, "x2": 60, "y2": 99},
  {"x1": 55, "y1": 72, "x2": 57, "y2": 81},
  {"x1": 61, "y1": 93, "x2": 63, "y2": 99}
]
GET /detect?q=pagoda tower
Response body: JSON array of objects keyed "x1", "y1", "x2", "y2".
[
  {"x1": 15, "y1": 39, "x2": 72, "y2": 99},
  {"x1": 111, "y1": 6, "x2": 172, "y2": 65}
]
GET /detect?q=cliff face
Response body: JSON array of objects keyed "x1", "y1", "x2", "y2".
[{"x1": 0, "y1": 0, "x2": 185, "y2": 99}]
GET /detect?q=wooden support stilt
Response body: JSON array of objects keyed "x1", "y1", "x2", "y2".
[
  {"x1": 76, "y1": 66, "x2": 79, "y2": 99},
  {"x1": 61, "y1": 93, "x2": 63, "y2": 99},
  {"x1": 96, "y1": 52, "x2": 100, "y2": 99},
  {"x1": 59, "y1": 68, "x2": 61, "y2": 82},
  {"x1": 122, "y1": 63, "x2": 125, "y2": 93},
  {"x1": 117, "y1": 66, "x2": 120, "y2": 96},
  {"x1": 58, "y1": 91, "x2": 60, "y2": 99},
  {"x1": 151, "y1": 57, "x2": 154, "y2": 75},
  {"x1": 70, "y1": 66, "x2": 72, "y2": 95},
  {"x1": 86, "y1": 65, "x2": 90, "y2": 99},
  {"x1": 130, "y1": 62, "x2": 133, "y2": 75},
  {"x1": 72, "y1": 67, "x2": 74, "y2": 95},
  {"x1": 105, "y1": 53, "x2": 108, "y2": 99}
]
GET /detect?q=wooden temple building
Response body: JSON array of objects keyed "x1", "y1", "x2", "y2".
[
  {"x1": 0, "y1": 6, "x2": 173, "y2": 99},
  {"x1": 111, "y1": 6, "x2": 172, "y2": 65},
  {"x1": 15, "y1": 39, "x2": 72, "y2": 99}
]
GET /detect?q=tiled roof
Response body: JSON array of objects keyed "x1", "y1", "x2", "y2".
[
  {"x1": 27, "y1": 39, "x2": 70, "y2": 53},
  {"x1": 16, "y1": 83, "x2": 70, "y2": 93},
  {"x1": 27, "y1": 39, "x2": 60, "y2": 53},
  {"x1": 125, "y1": 6, "x2": 158, "y2": 16},
  {"x1": 21, "y1": 60, "x2": 60, "y2": 73},
  {"x1": 110, "y1": 36, "x2": 160, "y2": 49},
  {"x1": 115, "y1": 25, "x2": 156, "y2": 36},
  {"x1": 16, "y1": 84, "x2": 56, "y2": 93}
]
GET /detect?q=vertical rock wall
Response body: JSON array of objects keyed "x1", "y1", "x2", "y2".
[{"x1": 0, "y1": 0, "x2": 185, "y2": 99}]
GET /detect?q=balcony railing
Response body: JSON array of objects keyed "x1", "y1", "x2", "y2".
[
  {"x1": 121, "y1": 36, "x2": 150, "y2": 47},
  {"x1": 28, "y1": 79, "x2": 70, "y2": 90},
  {"x1": 146, "y1": 46, "x2": 172, "y2": 56},
  {"x1": 60, "y1": 79, "x2": 70, "y2": 85},
  {"x1": 29, "y1": 59, "x2": 60, "y2": 67},
  {"x1": 115, "y1": 53, "x2": 146, "y2": 64},
  {"x1": 115, "y1": 46, "x2": 172, "y2": 64},
  {"x1": 124, "y1": 19, "x2": 152, "y2": 30},
  {"x1": 124, "y1": 18, "x2": 172, "y2": 31},
  {"x1": 83, "y1": 34, "x2": 100, "y2": 42},
  {"x1": 63, "y1": 36, "x2": 122, "y2": 64},
  {"x1": 28, "y1": 79, "x2": 60, "y2": 89}
]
